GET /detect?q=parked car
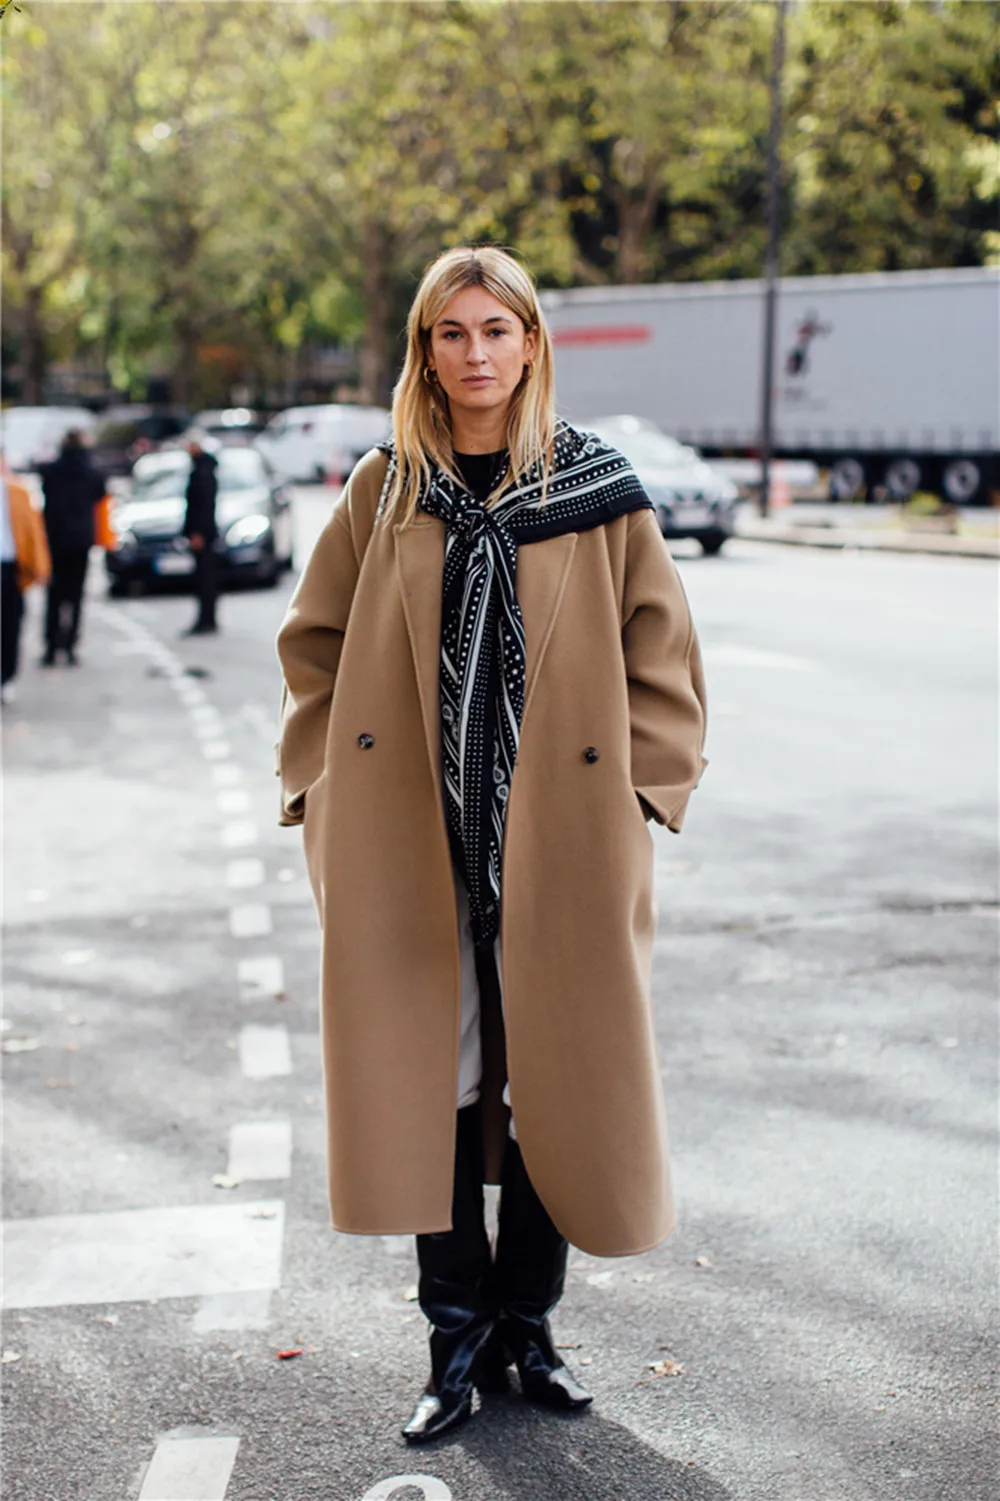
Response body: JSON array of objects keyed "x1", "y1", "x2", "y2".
[
  {"x1": 105, "y1": 446, "x2": 293, "y2": 596},
  {"x1": 255, "y1": 403, "x2": 391, "y2": 484},
  {"x1": 0, "y1": 406, "x2": 97, "y2": 471},
  {"x1": 586, "y1": 414, "x2": 739, "y2": 554},
  {"x1": 184, "y1": 408, "x2": 267, "y2": 447},
  {"x1": 89, "y1": 405, "x2": 192, "y2": 477}
]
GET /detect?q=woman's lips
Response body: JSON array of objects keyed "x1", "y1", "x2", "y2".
[{"x1": 462, "y1": 376, "x2": 494, "y2": 385}]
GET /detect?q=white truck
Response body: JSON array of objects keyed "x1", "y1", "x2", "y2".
[{"x1": 541, "y1": 267, "x2": 999, "y2": 504}]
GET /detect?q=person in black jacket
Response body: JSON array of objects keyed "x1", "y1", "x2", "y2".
[
  {"x1": 39, "y1": 429, "x2": 106, "y2": 666},
  {"x1": 181, "y1": 436, "x2": 220, "y2": 636}
]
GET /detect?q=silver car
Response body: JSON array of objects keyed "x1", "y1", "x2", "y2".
[{"x1": 587, "y1": 414, "x2": 739, "y2": 555}]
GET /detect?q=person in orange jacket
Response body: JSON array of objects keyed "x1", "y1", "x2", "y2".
[{"x1": 1, "y1": 452, "x2": 51, "y2": 704}]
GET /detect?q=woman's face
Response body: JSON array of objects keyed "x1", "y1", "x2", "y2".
[{"x1": 426, "y1": 286, "x2": 537, "y2": 432}]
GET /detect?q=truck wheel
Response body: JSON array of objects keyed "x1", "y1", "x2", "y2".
[
  {"x1": 884, "y1": 457, "x2": 922, "y2": 501},
  {"x1": 829, "y1": 458, "x2": 866, "y2": 501},
  {"x1": 699, "y1": 532, "x2": 727, "y2": 556},
  {"x1": 941, "y1": 458, "x2": 982, "y2": 505}
]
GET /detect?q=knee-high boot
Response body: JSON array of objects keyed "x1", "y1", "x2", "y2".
[
  {"x1": 402, "y1": 1105, "x2": 498, "y2": 1443},
  {"x1": 494, "y1": 1136, "x2": 593, "y2": 1411}
]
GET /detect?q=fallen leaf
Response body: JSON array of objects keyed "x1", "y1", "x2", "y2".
[
  {"x1": 555, "y1": 1342, "x2": 581, "y2": 1351},
  {"x1": 276, "y1": 1347, "x2": 303, "y2": 1360},
  {"x1": 647, "y1": 1358, "x2": 685, "y2": 1378},
  {"x1": 632, "y1": 1273, "x2": 655, "y2": 1283},
  {"x1": 44, "y1": 1079, "x2": 72, "y2": 1089},
  {"x1": 693, "y1": 1256, "x2": 714, "y2": 1269},
  {"x1": 95, "y1": 1315, "x2": 119, "y2": 1326},
  {"x1": 211, "y1": 1174, "x2": 242, "y2": 1190},
  {"x1": 249, "y1": 1208, "x2": 277, "y2": 1219},
  {"x1": 579, "y1": 1356, "x2": 593, "y2": 1366},
  {"x1": 2, "y1": 1037, "x2": 40, "y2": 1054},
  {"x1": 1, "y1": 1351, "x2": 22, "y2": 1364}
]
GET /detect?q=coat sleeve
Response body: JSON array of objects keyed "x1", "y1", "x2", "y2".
[
  {"x1": 621, "y1": 507, "x2": 707, "y2": 832},
  {"x1": 274, "y1": 449, "x2": 387, "y2": 826}
]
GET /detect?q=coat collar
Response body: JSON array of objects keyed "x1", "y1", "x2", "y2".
[{"x1": 394, "y1": 519, "x2": 578, "y2": 768}]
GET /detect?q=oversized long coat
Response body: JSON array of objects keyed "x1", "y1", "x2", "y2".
[{"x1": 276, "y1": 446, "x2": 707, "y2": 1257}]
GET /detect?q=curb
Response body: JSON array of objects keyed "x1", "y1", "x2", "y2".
[{"x1": 736, "y1": 522, "x2": 999, "y2": 560}]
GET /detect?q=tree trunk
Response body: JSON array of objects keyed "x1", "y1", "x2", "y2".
[
  {"x1": 21, "y1": 285, "x2": 47, "y2": 404},
  {"x1": 614, "y1": 181, "x2": 659, "y2": 284},
  {"x1": 358, "y1": 217, "x2": 391, "y2": 405}
]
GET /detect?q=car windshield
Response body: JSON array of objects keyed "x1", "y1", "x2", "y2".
[
  {"x1": 130, "y1": 450, "x2": 266, "y2": 500},
  {"x1": 94, "y1": 419, "x2": 141, "y2": 446},
  {"x1": 590, "y1": 425, "x2": 691, "y2": 470}
]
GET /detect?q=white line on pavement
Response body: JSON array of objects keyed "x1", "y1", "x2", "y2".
[
  {"x1": 702, "y1": 643, "x2": 816, "y2": 672},
  {"x1": 227, "y1": 1120, "x2": 292, "y2": 1181},
  {"x1": 225, "y1": 858, "x2": 266, "y2": 890},
  {"x1": 222, "y1": 821, "x2": 258, "y2": 849},
  {"x1": 202, "y1": 740, "x2": 234, "y2": 762},
  {"x1": 3, "y1": 1201, "x2": 285, "y2": 1309},
  {"x1": 237, "y1": 956, "x2": 285, "y2": 1002},
  {"x1": 193, "y1": 1289, "x2": 272, "y2": 1333},
  {"x1": 229, "y1": 903, "x2": 272, "y2": 938},
  {"x1": 238, "y1": 1025, "x2": 292, "y2": 1079},
  {"x1": 217, "y1": 789, "x2": 251, "y2": 815},
  {"x1": 211, "y1": 763, "x2": 243, "y2": 786},
  {"x1": 139, "y1": 1435, "x2": 240, "y2": 1501}
]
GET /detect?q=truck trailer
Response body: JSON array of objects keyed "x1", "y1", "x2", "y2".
[{"x1": 541, "y1": 267, "x2": 999, "y2": 504}]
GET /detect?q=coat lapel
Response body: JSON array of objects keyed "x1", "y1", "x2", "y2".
[
  {"x1": 518, "y1": 533, "x2": 578, "y2": 719},
  {"x1": 394, "y1": 519, "x2": 445, "y2": 770}
]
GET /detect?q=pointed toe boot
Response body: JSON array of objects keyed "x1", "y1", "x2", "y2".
[{"x1": 495, "y1": 1136, "x2": 593, "y2": 1412}]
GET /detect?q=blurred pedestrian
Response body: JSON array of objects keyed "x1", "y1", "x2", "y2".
[
  {"x1": 38, "y1": 429, "x2": 105, "y2": 666},
  {"x1": 276, "y1": 246, "x2": 707, "y2": 1443},
  {"x1": 181, "y1": 434, "x2": 220, "y2": 636},
  {"x1": 1, "y1": 454, "x2": 51, "y2": 704}
]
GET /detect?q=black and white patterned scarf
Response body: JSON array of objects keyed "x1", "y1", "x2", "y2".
[{"x1": 377, "y1": 422, "x2": 651, "y2": 947}]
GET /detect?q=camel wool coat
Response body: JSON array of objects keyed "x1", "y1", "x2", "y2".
[{"x1": 276, "y1": 445, "x2": 707, "y2": 1257}]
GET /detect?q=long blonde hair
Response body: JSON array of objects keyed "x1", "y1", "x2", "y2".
[{"x1": 384, "y1": 246, "x2": 556, "y2": 526}]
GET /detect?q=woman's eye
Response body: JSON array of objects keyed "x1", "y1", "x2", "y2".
[
  {"x1": 442, "y1": 330, "x2": 461, "y2": 340},
  {"x1": 488, "y1": 328, "x2": 507, "y2": 337}
]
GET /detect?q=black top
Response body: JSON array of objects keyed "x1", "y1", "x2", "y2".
[
  {"x1": 39, "y1": 450, "x2": 106, "y2": 551},
  {"x1": 454, "y1": 448, "x2": 508, "y2": 505},
  {"x1": 183, "y1": 452, "x2": 220, "y2": 542}
]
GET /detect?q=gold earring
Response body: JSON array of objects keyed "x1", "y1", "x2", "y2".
[{"x1": 423, "y1": 367, "x2": 436, "y2": 385}]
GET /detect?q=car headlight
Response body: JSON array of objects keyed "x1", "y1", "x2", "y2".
[{"x1": 225, "y1": 514, "x2": 270, "y2": 547}]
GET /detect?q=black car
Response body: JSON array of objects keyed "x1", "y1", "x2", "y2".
[
  {"x1": 90, "y1": 405, "x2": 192, "y2": 477},
  {"x1": 106, "y1": 447, "x2": 294, "y2": 596}
]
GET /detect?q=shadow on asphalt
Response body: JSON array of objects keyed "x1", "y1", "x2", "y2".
[{"x1": 445, "y1": 1398, "x2": 732, "y2": 1500}]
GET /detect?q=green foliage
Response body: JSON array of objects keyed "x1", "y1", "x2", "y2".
[{"x1": 2, "y1": 0, "x2": 996, "y2": 404}]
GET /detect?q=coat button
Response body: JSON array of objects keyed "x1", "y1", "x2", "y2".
[
  {"x1": 358, "y1": 733, "x2": 375, "y2": 749},
  {"x1": 583, "y1": 746, "x2": 599, "y2": 764}
]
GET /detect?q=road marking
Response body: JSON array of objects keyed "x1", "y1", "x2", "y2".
[
  {"x1": 217, "y1": 789, "x2": 251, "y2": 815},
  {"x1": 226, "y1": 858, "x2": 265, "y2": 890},
  {"x1": 192, "y1": 719, "x2": 226, "y2": 741},
  {"x1": 193, "y1": 1288, "x2": 272, "y2": 1333},
  {"x1": 239, "y1": 1025, "x2": 291, "y2": 1078},
  {"x1": 227, "y1": 1121, "x2": 292, "y2": 1181},
  {"x1": 702, "y1": 643, "x2": 816, "y2": 672},
  {"x1": 190, "y1": 705, "x2": 224, "y2": 726},
  {"x1": 3, "y1": 1201, "x2": 285, "y2": 1309},
  {"x1": 202, "y1": 740, "x2": 234, "y2": 762},
  {"x1": 229, "y1": 903, "x2": 272, "y2": 938},
  {"x1": 139, "y1": 1434, "x2": 240, "y2": 1501},
  {"x1": 211, "y1": 763, "x2": 243, "y2": 787},
  {"x1": 237, "y1": 956, "x2": 285, "y2": 1002},
  {"x1": 362, "y1": 1480, "x2": 452, "y2": 1501},
  {"x1": 222, "y1": 820, "x2": 258, "y2": 849}
]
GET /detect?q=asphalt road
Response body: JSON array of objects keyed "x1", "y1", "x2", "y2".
[{"x1": 3, "y1": 490, "x2": 996, "y2": 1501}]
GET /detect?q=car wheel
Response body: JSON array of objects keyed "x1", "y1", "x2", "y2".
[
  {"x1": 700, "y1": 531, "x2": 727, "y2": 556},
  {"x1": 107, "y1": 578, "x2": 137, "y2": 599}
]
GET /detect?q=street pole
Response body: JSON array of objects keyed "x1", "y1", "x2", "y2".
[{"x1": 758, "y1": 0, "x2": 788, "y2": 519}]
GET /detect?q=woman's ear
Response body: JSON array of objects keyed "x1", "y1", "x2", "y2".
[{"x1": 524, "y1": 325, "x2": 538, "y2": 362}]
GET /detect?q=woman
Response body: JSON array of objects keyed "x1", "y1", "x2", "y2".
[{"x1": 276, "y1": 246, "x2": 707, "y2": 1443}]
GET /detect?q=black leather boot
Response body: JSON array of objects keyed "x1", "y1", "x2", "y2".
[
  {"x1": 494, "y1": 1136, "x2": 593, "y2": 1411},
  {"x1": 403, "y1": 1106, "x2": 499, "y2": 1443}
]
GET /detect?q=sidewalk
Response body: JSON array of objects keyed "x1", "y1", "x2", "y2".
[{"x1": 736, "y1": 501, "x2": 999, "y2": 558}]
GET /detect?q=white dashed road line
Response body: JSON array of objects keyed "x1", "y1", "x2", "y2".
[
  {"x1": 229, "y1": 903, "x2": 273, "y2": 938},
  {"x1": 222, "y1": 820, "x2": 258, "y2": 849},
  {"x1": 237, "y1": 955, "x2": 285, "y2": 1002},
  {"x1": 211, "y1": 763, "x2": 243, "y2": 787},
  {"x1": 217, "y1": 789, "x2": 251, "y2": 815},
  {"x1": 139, "y1": 1434, "x2": 240, "y2": 1501},
  {"x1": 238, "y1": 1024, "x2": 292, "y2": 1079},
  {"x1": 192, "y1": 1288, "x2": 273, "y2": 1333},
  {"x1": 227, "y1": 1120, "x2": 292, "y2": 1181},
  {"x1": 3, "y1": 1201, "x2": 286, "y2": 1309},
  {"x1": 201, "y1": 739, "x2": 234, "y2": 761},
  {"x1": 225, "y1": 858, "x2": 266, "y2": 890}
]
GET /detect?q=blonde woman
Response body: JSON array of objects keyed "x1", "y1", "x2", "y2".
[{"x1": 276, "y1": 246, "x2": 707, "y2": 1442}]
